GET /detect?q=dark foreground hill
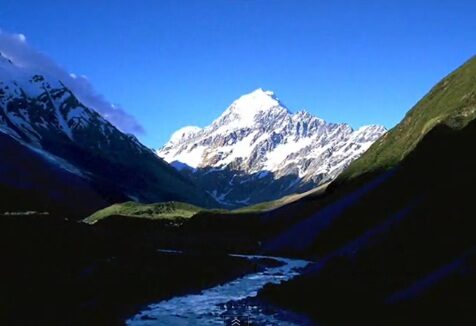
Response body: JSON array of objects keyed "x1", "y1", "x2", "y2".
[
  {"x1": 0, "y1": 214, "x2": 279, "y2": 325},
  {"x1": 256, "y1": 56, "x2": 476, "y2": 325}
]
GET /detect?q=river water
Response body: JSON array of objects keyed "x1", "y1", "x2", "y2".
[{"x1": 126, "y1": 254, "x2": 314, "y2": 325}]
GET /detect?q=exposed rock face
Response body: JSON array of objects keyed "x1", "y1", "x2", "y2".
[
  {"x1": 158, "y1": 88, "x2": 386, "y2": 207},
  {"x1": 0, "y1": 52, "x2": 215, "y2": 215}
]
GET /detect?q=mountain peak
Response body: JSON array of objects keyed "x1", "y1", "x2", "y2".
[
  {"x1": 250, "y1": 87, "x2": 275, "y2": 97},
  {"x1": 212, "y1": 88, "x2": 289, "y2": 130},
  {"x1": 158, "y1": 89, "x2": 386, "y2": 207},
  {"x1": 231, "y1": 88, "x2": 283, "y2": 111}
]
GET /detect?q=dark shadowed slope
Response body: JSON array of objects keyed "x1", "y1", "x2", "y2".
[
  {"x1": 0, "y1": 131, "x2": 113, "y2": 217},
  {"x1": 256, "y1": 55, "x2": 476, "y2": 325},
  {"x1": 0, "y1": 53, "x2": 216, "y2": 216}
]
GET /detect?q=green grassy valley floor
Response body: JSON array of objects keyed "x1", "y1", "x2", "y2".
[
  {"x1": 83, "y1": 182, "x2": 329, "y2": 226},
  {"x1": 84, "y1": 201, "x2": 205, "y2": 224}
]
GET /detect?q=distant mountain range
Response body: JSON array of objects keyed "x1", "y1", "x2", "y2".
[
  {"x1": 158, "y1": 88, "x2": 386, "y2": 207},
  {"x1": 0, "y1": 48, "x2": 386, "y2": 214},
  {"x1": 0, "y1": 51, "x2": 214, "y2": 216}
]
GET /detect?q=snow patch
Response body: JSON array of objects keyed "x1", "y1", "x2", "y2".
[
  {"x1": 160, "y1": 145, "x2": 206, "y2": 169},
  {"x1": 264, "y1": 137, "x2": 314, "y2": 172},
  {"x1": 169, "y1": 126, "x2": 201, "y2": 144}
]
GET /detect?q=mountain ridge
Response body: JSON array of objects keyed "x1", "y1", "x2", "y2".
[
  {"x1": 252, "y1": 54, "x2": 476, "y2": 325},
  {"x1": 338, "y1": 55, "x2": 476, "y2": 183},
  {"x1": 0, "y1": 53, "x2": 216, "y2": 215},
  {"x1": 158, "y1": 88, "x2": 386, "y2": 207}
]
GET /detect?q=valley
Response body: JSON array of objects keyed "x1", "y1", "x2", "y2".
[
  {"x1": 127, "y1": 254, "x2": 313, "y2": 325},
  {"x1": 0, "y1": 16, "x2": 475, "y2": 326},
  {"x1": 76, "y1": 55, "x2": 476, "y2": 325},
  {"x1": 0, "y1": 213, "x2": 282, "y2": 325}
]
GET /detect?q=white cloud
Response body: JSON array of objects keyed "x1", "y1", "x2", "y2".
[{"x1": 0, "y1": 29, "x2": 145, "y2": 135}]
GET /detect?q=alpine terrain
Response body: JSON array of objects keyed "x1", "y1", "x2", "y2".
[
  {"x1": 158, "y1": 88, "x2": 386, "y2": 207},
  {"x1": 255, "y1": 55, "x2": 476, "y2": 325},
  {"x1": 0, "y1": 51, "x2": 214, "y2": 216}
]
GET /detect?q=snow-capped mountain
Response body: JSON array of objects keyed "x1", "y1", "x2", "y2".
[
  {"x1": 0, "y1": 51, "x2": 142, "y2": 159},
  {"x1": 0, "y1": 51, "x2": 214, "y2": 216},
  {"x1": 158, "y1": 88, "x2": 386, "y2": 207}
]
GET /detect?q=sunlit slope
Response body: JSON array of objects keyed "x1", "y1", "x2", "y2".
[
  {"x1": 84, "y1": 201, "x2": 204, "y2": 224},
  {"x1": 339, "y1": 55, "x2": 476, "y2": 182},
  {"x1": 257, "y1": 56, "x2": 476, "y2": 325}
]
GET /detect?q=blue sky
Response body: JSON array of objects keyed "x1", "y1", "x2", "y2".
[{"x1": 1, "y1": 0, "x2": 475, "y2": 147}]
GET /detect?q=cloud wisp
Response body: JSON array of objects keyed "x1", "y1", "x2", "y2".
[{"x1": 0, "y1": 30, "x2": 145, "y2": 135}]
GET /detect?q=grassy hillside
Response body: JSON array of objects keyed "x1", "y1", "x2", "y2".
[
  {"x1": 85, "y1": 183, "x2": 330, "y2": 223},
  {"x1": 339, "y1": 55, "x2": 476, "y2": 182},
  {"x1": 260, "y1": 111, "x2": 476, "y2": 326},
  {"x1": 84, "y1": 201, "x2": 205, "y2": 224},
  {"x1": 254, "y1": 55, "x2": 476, "y2": 325}
]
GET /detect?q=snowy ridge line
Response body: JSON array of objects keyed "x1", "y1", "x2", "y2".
[{"x1": 157, "y1": 88, "x2": 386, "y2": 207}]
